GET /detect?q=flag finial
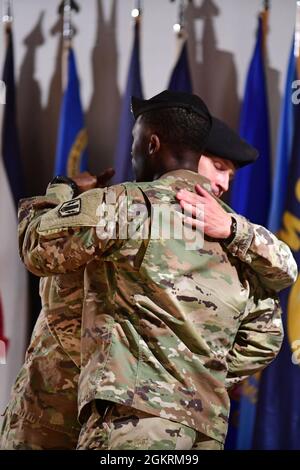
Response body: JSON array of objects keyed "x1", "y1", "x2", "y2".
[
  {"x1": 57, "y1": 0, "x2": 79, "y2": 42},
  {"x1": 173, "y1": 0, "x2": 188, "y2": 38},
  {"x1": 260, "y1": 0, "x2": 270, "y2": 58},
  {"x1": 131, "y1": 0, "x2": 142, "y2": 22},
  {"x1": 2, "y1": 0, "x2": 13, "y2": 28}
]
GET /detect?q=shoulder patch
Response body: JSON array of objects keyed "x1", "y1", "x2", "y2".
[{"x1": 58, "y1": 199, "x2": 81, "y2": 217}]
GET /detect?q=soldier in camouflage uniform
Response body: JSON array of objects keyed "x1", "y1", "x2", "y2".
[
  {"x1": 0, "y1": 182, "x2": 83, "y2": 449},
  {"x1": 0, "y1": 173, "x2": 112, "y2": 450},
  {"x1": 1, "y1": 91, "x2": 297, "y2": 450}
]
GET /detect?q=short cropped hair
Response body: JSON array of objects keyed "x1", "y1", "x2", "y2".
[{"x1": 140, "y1": 107, "x2": 210, "y2": 155}]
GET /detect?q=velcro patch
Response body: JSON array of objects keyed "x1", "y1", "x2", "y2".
[{"x1": 58, "y1": 199, "x2": 81, "y2": 217}]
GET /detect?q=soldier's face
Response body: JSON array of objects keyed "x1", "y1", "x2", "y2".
[
  {"x1": 198, "y1": 154, "x2": 236, "y2": 197},
  {"x1": 131, "y1": 118, "x2": 154, "y2": 182}
]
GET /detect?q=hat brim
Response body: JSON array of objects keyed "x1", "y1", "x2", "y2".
[{"x1": 205, "y1": 117, "x2": 259, "y2": 168}]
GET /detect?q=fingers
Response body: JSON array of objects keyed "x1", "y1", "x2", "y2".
[
  {"x1": 75, "y1": 177, "x2": 98, "y2": 194},
  {"x1": 176, "y1": 189, "x2": 205, "y2": 206},
  {"x1": 80, "y1": 175, "x2": 98, "y2": 188},
  {"x1": 97, "y1": 168, "x2": 115, "y2": 187},
  {"x1": 195, "y1": 184, "x2": 212, "y2": 199},
  {"x1": 178, "y1": 199, "x2": 204, "y2": 219},
  {"x1": 99, "y1": 167, "x2": 115, "y2": 180},
  {"x1": 182, "y1": 215, "x2": 204, "y2": 231},
  {"x1": 176, "y1": 185, "x2": 212, "y2": 207}
]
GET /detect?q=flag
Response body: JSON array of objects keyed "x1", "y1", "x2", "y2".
[
  {"x1": 226, "y1": 16, "x2": 271, "y2": 450},
  {"x1": 1, "y1": 30, "x2": 23, "y2": 206},
  {"x1": 168, "y1": 39, "x2": 192, "y2": 93},
  {"x1": 113, "y1": 20, "x2": 143, "y2": 184},
  {"x1": 253, "y1": 41, "x2": 300, "y2": 451},
  {"x1": 268, "y1": 39, "x2": 296, "y2": 233},
  {"x1": 0, "y1": 27, "x2": 28, "y2": 419},
  {"x1": 230, "y1": 17, "x2": 271, "y2": 226},
  {"x1": 54, "y1": 47, "x2": 88, "y2": 177}
]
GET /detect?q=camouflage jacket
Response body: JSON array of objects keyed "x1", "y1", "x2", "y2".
[
  {"x1": 20, "y1": 184, "x2": 83, "y2": 368},
  {"x1": 18, "y1": 170, "x2": 295, "y2": 442}
]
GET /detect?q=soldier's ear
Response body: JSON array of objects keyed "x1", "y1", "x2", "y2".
[{"x1": 148, "y1": 134, "x2": 160, "y2": 155}]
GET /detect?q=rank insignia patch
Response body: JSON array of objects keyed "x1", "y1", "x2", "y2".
[{"x1": 58, "y1": 199, "x2": 81, "y2": 217}]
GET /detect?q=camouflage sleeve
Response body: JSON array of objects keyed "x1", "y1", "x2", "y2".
[
  {"x1": 225, "y1": 291, "x2": 284, "y2": 389},
  {"x1": 18, "y1": 185, "x2": 126, "y2": 277},
  {"x1": 18, "y1": 183, "x2": 74, "y2": 266},
  {"x1": 224, "y1": 214, "x2": 297, "y2": 292}
]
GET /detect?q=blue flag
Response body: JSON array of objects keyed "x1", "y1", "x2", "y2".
[
  {"x1": 113, "y1": 21, "x2": 143, "y2": 184},
  {"x1": 253, "y1": 43, "x2": 300, "y2": 451},
  {"x1": 227, "y1": 16, "x2": 271, "y2": 450},
  {"x1": 54, "y1": 47, "x2": 88, "y2": 177},
  {"x1": 168, "y1": 40, "x2": 192, "y2": 93},
  {"x1": 268, "y1": 38, "x2": 296, "y2": 233},
  {"x1": 230, "y1": 17, "x2": 271, "y2": 227}
]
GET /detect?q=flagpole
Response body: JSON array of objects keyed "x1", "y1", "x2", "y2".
[
  {"x1": 62, "y1": 0, "x2": 72, "y2": 91},
  {"x1": 172, "y1": 0, "x2": 188, "y2": 62},
  {"x1": 131, "y1": 0, "x2": 142, "y2": 26},
  {"x1": 131, "y1": 0, "x2": 142, "y2": 65},
  {"x1": 57, "y1": 0, "x2": 79, "y2": 91}
]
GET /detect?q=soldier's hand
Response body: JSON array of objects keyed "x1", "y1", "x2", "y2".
[
  {"x1": 72, "y1": 168, "x2": 115, "y2": 194},
  {"x1": 96, "y1": 168, "x2": 115, "y2": 188},
  {"x1": 176, "y1": 185, "x2": 232, "y2": 239},
  {"x1": 72, "y1": 172, "x2": 98, "y2": 193}
]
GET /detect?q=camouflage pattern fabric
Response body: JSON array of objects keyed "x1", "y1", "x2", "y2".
[
  {"x1": 40, "y1": 270, "x2": 83, "y2": 369},
  {"x1": 0, "y1": 183, "x2": 85, "y2": 449},
  {"x1": 220, "y1": 203, "x2": 298, "y2": 292},
  {"x1": 0, "y1": 308, "x2": 80, "y2": 449},
  {"x1": 15, "y1": 169, "x2": 291, "y2": 444},
  {"x1": 77, "y1": 400, "x2": 223, "y2": 450}
]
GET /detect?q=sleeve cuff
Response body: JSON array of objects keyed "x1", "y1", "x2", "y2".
[{"x1": 224, "y1": 214, "x2": 254, "y2": 262}]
